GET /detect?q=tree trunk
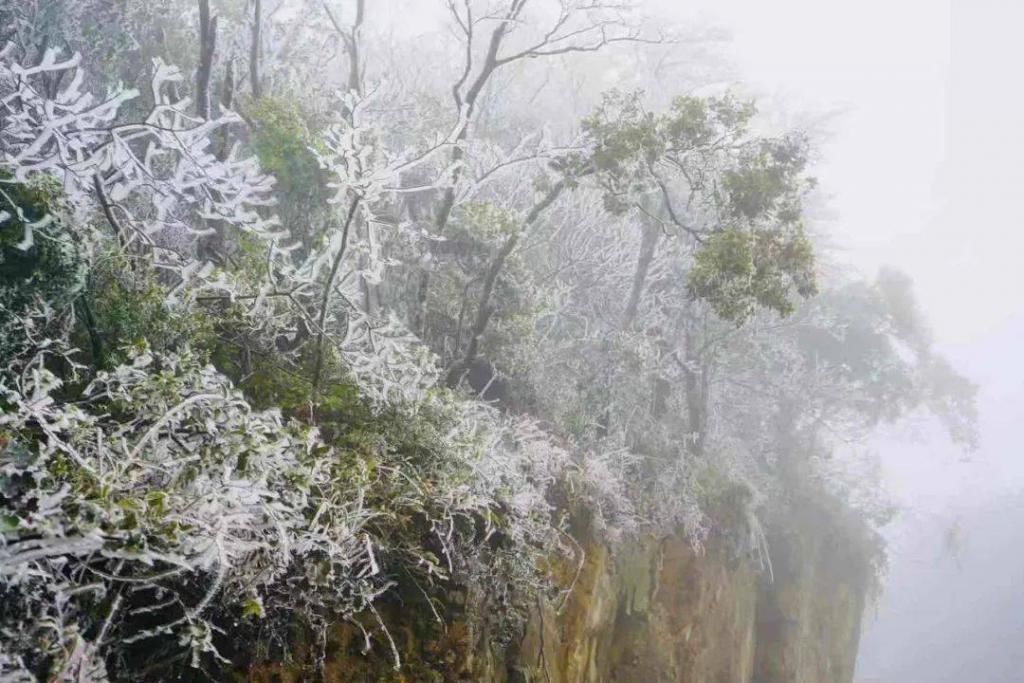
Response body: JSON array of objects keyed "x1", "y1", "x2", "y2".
[
  {"x1": 249, "y1": 0, "x2": 262, "y2": 99},
  {"x1": 623, "y1": 217, "x2": 660, "y2": 328},
  {"x1": 598, "y1": 213, "x2": 660, "y2": 438},
  {"x1": 681, "y1": 323, "x2": 709, "y2": 457},
  {"x1": 196, "y1": 0, "x2": 217, "y2": 120}
]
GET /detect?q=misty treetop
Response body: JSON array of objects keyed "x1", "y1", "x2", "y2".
[{"x1": 0, "y1": 1, "x2": 976, "y2": 680}]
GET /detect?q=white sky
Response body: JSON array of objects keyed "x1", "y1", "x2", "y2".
[{"x1": 662, "y1": 0, "x2": 1022, "y2": 348}]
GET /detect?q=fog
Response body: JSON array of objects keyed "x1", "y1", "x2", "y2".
[
  {"x1": 654, "y1": 1, "x2": 1024, "y2": 680},
  {"x1": 0, "y1": 1, "x2": 1018, "y2": 680}
]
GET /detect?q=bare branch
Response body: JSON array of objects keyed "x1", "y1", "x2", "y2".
[
  {"x1": 311, "y1": 195, "x2": 362, "y2": 397},
  {"x1": 323, "y1": 0, "x2": 365, "y2": 96},
  {"x1": 250, "y1": 0, "x2": 262, "y2": 99},
  {"x1": 445, "y1": 178, "x2": 567, "y2": 388}
]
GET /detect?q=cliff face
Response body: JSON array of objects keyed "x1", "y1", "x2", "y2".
[
  {"x1": 249, "y1": 499, "x2": 870, "y2": 683},
  {"x1": 508, "y1": 535, "x2": 759, "y2": 683},
  {"x1": 508, "y1": 521, "x2": 866, "y2": 683}
]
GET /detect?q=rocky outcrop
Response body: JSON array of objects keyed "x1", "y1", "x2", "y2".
[
  {"x1": 509, "y1": 510, "x2": 866, "y2": 683},
  {"x1": 510, "y1": 535, "x2": 759, "y2": 683},
  {"x1": 248, "y1": 497, "x2": 871, "y2": 683}
]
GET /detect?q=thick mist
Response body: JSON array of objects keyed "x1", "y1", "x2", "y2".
[
  {"x1": 0, "y1": 1, "x2": 1015, "y2": 681},
  {"x1": 653, "y1": 1, "x2": 1024, "y2": 680}
]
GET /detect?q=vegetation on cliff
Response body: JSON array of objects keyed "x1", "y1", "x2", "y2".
[{"x1": 0, "y1": 2, "x2": 975, "y2": 680}]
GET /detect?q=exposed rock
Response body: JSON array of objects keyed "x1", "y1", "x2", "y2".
[{"x1": 247, "y1": 498, "x2": 870, "y2": 683}]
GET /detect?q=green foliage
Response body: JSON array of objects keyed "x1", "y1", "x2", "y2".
[
  {"x1": 0, "y1": 346, "x2": 334, "y2": 680},
  {"x1": 453, "y1": 202, "x2": 519, "y2": 242},
  {"x1": 0, "y1": 177, "x2": 85, "y2": 362},
  {"x1": 238, "y1": 351, "x2": 318, "y2": 411},
  {"x1": 691, "y1": 132, "x2": 818, "y2": 322},
  {"x1": 581, "y1": 91, "x2": 757, "y2": 214},
  {"x1": 247, "y1": 97, "x2": 323, "y2": 195},
  {"x1": 722, "y1": 137, "x2": 813, "y2": 221},
  {"x1": 423, "y1": 202, "x2": 545, "y2": 369},
  {"x1": 245, "y1": 97, "x2": 329, "y2": 237},
  {"x1": 76, "y1": 257, "x2": 216, "y2": 367},
  {"x1": 688, "y1": 224, "x2": 818, "y2": 321},
  {"x1": 582, "y1": 91, "x2": 664, "y2": 210},
  {"x1": 579, "y1": 92, "x2": 818, "y2": 321}
]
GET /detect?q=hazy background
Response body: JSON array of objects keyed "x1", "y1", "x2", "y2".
[
  {"x1": 650, "y1": 0, "x2": 1024, "y2": 680},
  {"x1": 375, "y1": 1, "x2": 1021, "y2": 677}
]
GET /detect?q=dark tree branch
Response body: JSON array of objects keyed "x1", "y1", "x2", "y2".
[
  {"x1": 250, "y1": 0, "x2": 262, "y2": 100},
  {"x1": 447, "y1": 0, "x2": 474, "y2": 110},
  {"x1": 323, "y1": 0, "x2": 365, "y2": 96},
  {"x1": 221, "y1": 59, "x2": 235, "y2": 110},
  {"x1": 651, "y1": 181, "x2": 703, "y2": 242},
  {"x1": 417, "y1": 2, "x2": 527, "y2": 332},
  {"x1": 679, "y1": 322, "x2": 709, "y2": 457},
  {"x1": 418, "y1": 0, "x2": 647, "y2": 333},
  {"x1": 92, "y1": 174, "x2": 127, "y2": 253},
  {"x1": 76, "y1": 294, "x2": 105, "y2": 369},
  {"x1": 216, "y1": 59, "x2": 236, "y2": 160},
  {"x1": 445, "y1": 179, "x2": 566, "y2": 388},
  {"x1": 311, "y1": 196, "x2": 362, "y2": 397},
  {"x1": 349, "y1": 0, "x2": 365, "y2": 94},
  {"x1": 622, "y1": 217, "x2": 659, "y2": 328},
  {"x1": 196, "y1": 0, "x2": 218, "y2": 119}
]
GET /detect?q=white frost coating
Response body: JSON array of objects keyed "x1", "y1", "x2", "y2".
[
  {"x1": 0, "y1": 47, "x2": 282, "y2": 297},
  {"x1": 0, "y1": 347, "x2": 376, "y2": 673}
]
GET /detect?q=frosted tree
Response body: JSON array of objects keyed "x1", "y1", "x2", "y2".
[{"x1": 0, "y1": 44, "x2": 283, "y2": 285}]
